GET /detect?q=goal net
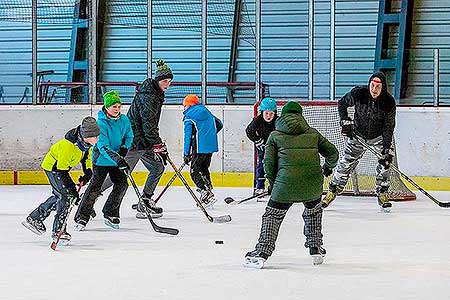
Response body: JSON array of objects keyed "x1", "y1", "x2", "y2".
[{"x1": 253, "y1": 100, "x2": 416, "y2": 201}]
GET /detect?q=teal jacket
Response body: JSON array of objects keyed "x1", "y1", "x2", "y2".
[
  {"x1": 264, "y1": 112, "x2": 338, "y2": 203},
  {"x1": 93, "y1": 108, "x2": 134, "y2": 166}
]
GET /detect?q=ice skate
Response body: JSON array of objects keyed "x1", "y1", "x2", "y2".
[
  {"x1": 73, "y1": 219, "x2": 87, "y2": 232},
  {"x1": 52, "y1": 231, "x2": 72, "y2": 246},
  {"x1": 321, "y1": 191, "x2": 337, "y2": 208},
  {"x1": 243, "y1": 250, "x2": 269, "y2": 269},
  {"x1": 104, "y1": 216, "x2": 120, "y2": 229},
  {"x1": 377, "y1": 193, "x2": 392, "y2": 213},
  {"x1": 22, "y1": 216, "x2": 46, "y2": 235},
  {"x1": 199, "y1": 189, "x2": 217, "y2": 208},
  {"x1": 309, "y1": 246, "x2": 326, "y2": 265},
  {"x1": 136, "y1": 198, "x2": 163, "y2": 219}
]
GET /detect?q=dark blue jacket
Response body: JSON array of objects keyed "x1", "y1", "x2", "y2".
[{"x1": 183, "y1": 104, "x2": 223, "y2": 156}]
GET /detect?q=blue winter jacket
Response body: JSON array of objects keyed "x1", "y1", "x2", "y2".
[
  {"x1": 93, "y1": 109, "x2": 134, "y2": 166},
  {"x1": 183, "y1": 104, "x2": 223, "y2": 156}
]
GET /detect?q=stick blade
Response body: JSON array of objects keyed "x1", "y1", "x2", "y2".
[
  {"x1": 153, "y1": 225, "x2": 179, "y2": 235},
  {"x1": 50, "y1": 242, "x2": 57, "y2": 251},
  {"x1": 212, "y1": 214, "x2": 232, "y2": 223},
  {"x1": 439, "y1": 202, "x2": 450, "y2": 208},
  {"x1": 224, "y1": 197, "x2": 235, "y2": 205}
]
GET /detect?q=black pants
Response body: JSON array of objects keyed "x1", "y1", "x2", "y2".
[
  {"x1": 190, "y1": 153, "x2": 212, "y2": 190},
  {"x1": 29, "y1": 170, "x2": 78, "y2": 234},
  {"x1": 75, "y1": 166, "x2": 128, "y2": 223}
]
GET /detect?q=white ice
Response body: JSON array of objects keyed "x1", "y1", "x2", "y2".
[{"x1": 1, "y1": 185, "x2": 450, "y2": 300}]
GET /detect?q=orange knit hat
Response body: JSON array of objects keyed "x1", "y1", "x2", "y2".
[{"x1": 183, "y1": 94, "x2": 200, "y2": 107}]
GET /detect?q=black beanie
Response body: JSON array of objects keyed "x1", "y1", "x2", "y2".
[{"x1": 154, "y1": 59, "x2": 173, "y2": 82}]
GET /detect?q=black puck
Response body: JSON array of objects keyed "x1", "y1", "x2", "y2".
[{"x1": 215, "y1": 240, "x2": 224, "y2": 244}]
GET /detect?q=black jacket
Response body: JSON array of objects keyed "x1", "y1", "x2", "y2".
[
  {"x1": 338, "y1": 72, "x2": 396, "y2": 150},
  {"x1": 245, "y1": 114, "x2": 277, "y2": 143},
  {"x1": 127, "y1": 78, "x2": 165, "y2": 150}
]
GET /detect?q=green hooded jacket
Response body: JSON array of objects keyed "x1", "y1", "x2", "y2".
[{"x1": 264, "y1": 110, "x2": 338, "y2": 203}]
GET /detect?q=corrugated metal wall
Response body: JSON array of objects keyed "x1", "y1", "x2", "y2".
[{"x1": 0, "y1": 0, "x2": 449, "y2": 104}]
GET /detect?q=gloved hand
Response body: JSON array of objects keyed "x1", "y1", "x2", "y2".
[
  {"x1": 340, "y1": 118, "x2": 354, "y2": 138},
  {"x1": 322, "y1": 165, "x2": 333, "y2": 177},
  {"x1": 255, "y1": 139, "x2": 265, "y2": 152},
  {"x1": 378, "y1": 148, "x2": 394, "y2": 169},
  {"x1": 117, "y1": 156, "x2": 130, "y2": 171},
  {"x1": 183, "y1": 154, "x2": 192, "y2": 165},
  {"x1": 118, "y1": 147, "x2": 128, "y2": 158},
  {"x1": 78, "y1": 168, "x2": 93, "y2": 185},
  {"x1": 267, "y1": 179, "x2": 274, "y2": 195},
  {"x1": 152, "y1": 143, "x2": 168, "y2": 165}
]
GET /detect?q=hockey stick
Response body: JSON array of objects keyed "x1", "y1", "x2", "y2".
[
  {"x1": 125, "y1": 170, "x2": 179, "y2": 235},
  {"x1": 51, "y1": 183, "x2": 83, "y2": 250},
  {"x1": 224, "y1": 191, "x2": 269, "y2": 205},
  {"x1": 131, "y1": 162, "x2": 187, "y2": 210},
  {"x1": 166, "y1": 156, "x2": 232, "y2": 223},
  {"x1": 354, "y1": 134, "x2": 450, "y2": 208}
]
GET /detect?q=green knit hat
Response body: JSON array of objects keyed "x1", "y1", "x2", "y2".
[
  {"x1": 103, "y1": 90, "x2": 122, "y2": 109},
  {"x1": 154, "y1": 58, "x2": 173, "y2": 82},
  {"x1": 281, "y1": 101, "x2": 303, "y2": 115}
]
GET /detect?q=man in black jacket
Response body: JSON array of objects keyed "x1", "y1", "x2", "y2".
[
  {"x1": 100, "y1": 59, "x2": 173, "y2": 219},
  {"x1": 321, "y1": 72, "x2": 396, "y2": 211}
]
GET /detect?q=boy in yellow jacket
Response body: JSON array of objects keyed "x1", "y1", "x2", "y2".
[{"x1": 22, "y1": 117, "x2": 100, "y2": 244}]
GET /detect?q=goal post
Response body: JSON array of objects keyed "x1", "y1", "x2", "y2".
[{"x1": 253, "y1": 100, "x2": 416, "y2": 201}]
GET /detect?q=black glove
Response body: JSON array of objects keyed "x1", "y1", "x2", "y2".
[
  {"x1": 340, "y1": 118, "x2": 354, "y2": 138},
  {"x1": 118, "y1": 147, "x2": 128, "y2": 158},
  {"x1": 322, "y1": 165, "x2": 333, "y2": 177},
  {"x1": 78, "y1": 168, "x2": 93, "y2": 185},
  {"x1": 152, "y1": 143, "x2": 168, "y2": 165},
  {"x1": 183, "y1": 154, "x2": 192, "y2": 165},
  {"x1": 117, "y1": 157, "x2": 130, "y2": 171},
  {"x1": 267, "y1": 179, "x2": 274, "y2": 195},
  {"x1": 255, "y1": 139, "x2": 265, "y2": 152},
  {"x1": 378, "y1": 148, "x2": 394, "y2": 169}
]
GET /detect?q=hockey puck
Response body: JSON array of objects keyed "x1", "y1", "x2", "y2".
[
  {"x1": 215, "y1": 240, "x2": 224, "y2": 244},
  {"x1": 224, "y1": 197, "x2": 234, "y2": 204}
]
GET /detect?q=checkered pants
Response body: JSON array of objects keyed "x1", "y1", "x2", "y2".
[
  {"x1": 330, "y1": 136, "x2": 390, "y2": 195},
  {"x1": 254, "y1": 199, "x2": 323, "y2": 256}
]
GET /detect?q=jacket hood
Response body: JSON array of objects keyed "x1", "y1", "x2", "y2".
[
  {"x1": 275, "y1": 113, "x2": 309, "y2": 135},
  {"x1": 183, "y1": 104, "x2": 209, "y2": 121},
  {"x1": 64, "y1": 127, "x2": 79, "y2": 144},
  {"x1": 368, "y1": 71, "x2": 388, "y2": 97},
  {"x1": 139, "y1": 78, "x2": 164, "y2": 97}
]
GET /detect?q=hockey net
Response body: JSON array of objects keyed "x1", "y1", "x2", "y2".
[
  {"x1": 38, "y1": 81, "x2": 266, "y2": 104},
  {"x1": 253, "y1": 100, "x2": 416, "y2": 201}
]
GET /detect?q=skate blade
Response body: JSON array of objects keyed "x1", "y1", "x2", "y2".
[
  {"x1": 311, "y1": 254, "x2": 324, "y2": 265},
  {"x1": 73, "y1": 224, "x2": 86, "y2": 232},
  {"x1": 104, "y1": 220, "x2": 120, "y2": 230},
  {"x1": 135, "y1": 211, "x2": 163, "y2": 219},
  {"x1": 243, "y1": 257, "x2": 266, "y2": 269},
  {"x1": 380, "y1": 206, "x2": 391, "y2": 213},
  {"x1": 22, "y1": 221, "x2": 43, "y2": 235}
]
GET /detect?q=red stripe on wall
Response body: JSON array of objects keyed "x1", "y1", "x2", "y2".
[{"x1": 13, "y1": 171, "x2": 18, "y2": 185}]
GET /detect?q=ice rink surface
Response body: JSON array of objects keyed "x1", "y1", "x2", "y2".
[{"x1": 1, "y1": 185, "x2": 450, "y2": 300}]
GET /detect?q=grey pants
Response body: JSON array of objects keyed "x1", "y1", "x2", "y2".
[
  {"x1": 330, "y1": 136, "x2": 390, "y2": 195},
  {"x1": 101, "y1": 148, "x2": 165, "y2": 198},
  {"x1": 255, "y1": 198, "x2": 323, "y2": 257}
]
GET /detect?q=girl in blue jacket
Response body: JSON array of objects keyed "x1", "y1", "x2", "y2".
[
  {"x1": 183, "y1": 94, "x2": 223, "y2": 207},
  {"x1": 74, "y1": 90, "x2": 134, "y2": 230}
]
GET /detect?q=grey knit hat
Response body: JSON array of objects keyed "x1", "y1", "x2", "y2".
[
  {"x1": 154, "y1": 59, "x2": 173, "y2": 82},
  {"x1": 80, "y1": 116, "x2": 100, "y2": 138}
]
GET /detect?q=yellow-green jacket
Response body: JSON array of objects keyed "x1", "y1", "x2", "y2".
[{"x1": 41, "y1": 127, "x2": 93, "y2": 172}]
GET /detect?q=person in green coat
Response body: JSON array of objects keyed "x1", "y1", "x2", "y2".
[{"x1": 244, "y1": 101, "x2": 338, "y2": 269}]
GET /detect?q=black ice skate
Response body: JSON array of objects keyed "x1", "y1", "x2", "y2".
[
  {"x1": 309, "y1": 246, "x2": 326, "y2": 265},
  {"x1": 22, "y1": 216, "x2": 46, "y2": 235},
  {"x1": 243, "y1": 250, "x2": 270, "y2": 269},
  {"x1": 104, "y1": 216, "x2": 120, "y2": 229},
  {"x1": 136, "y1": 197, "x2": 163, "y2": 219}
]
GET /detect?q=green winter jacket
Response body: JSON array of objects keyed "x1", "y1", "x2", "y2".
[{"x1": 264, "y1": 113, "x2": 338, "y2": 203}]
